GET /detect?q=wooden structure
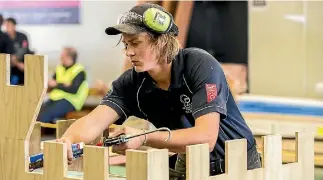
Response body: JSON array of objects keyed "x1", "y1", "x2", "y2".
[
  {"x1": 244, "y1": 112, "x2": 323, "y2": 140},
  {"x1": 245, "y1": 113, "x2": 323, "y2": 167},
  {"x1": 236, "y1": 95, "x2": 323, "y2": 166},
  {"x1": 0, "y1": 54, "x2": 315, "y2": 179}
]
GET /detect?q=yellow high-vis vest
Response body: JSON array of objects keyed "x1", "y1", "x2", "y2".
[{"x1": 49, "y1": 63, "x2": 89, "y2": 111}]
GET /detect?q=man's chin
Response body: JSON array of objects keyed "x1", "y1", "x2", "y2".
[{"x1": 133, "y1": 66, "x2": 145, "y2": 73}]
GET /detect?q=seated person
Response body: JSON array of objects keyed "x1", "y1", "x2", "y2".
[
  {"x1": 4, "y1": 17, "x2": 33, "y2": 85},
  {"x1": 92, "y1": 79, "x2": 110, "y2": 97},
  {"x1": 37, "y1": 47, "x2": 89, "y2": 124}
]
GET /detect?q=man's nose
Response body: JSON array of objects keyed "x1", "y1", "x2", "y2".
[{"x1": 126, "y1": 47, "x2": 135, "y2": 57}]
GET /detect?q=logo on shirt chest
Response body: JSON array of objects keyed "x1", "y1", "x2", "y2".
[{"x1": 180, "y1": 94, "x2": 192, "y2": 113}]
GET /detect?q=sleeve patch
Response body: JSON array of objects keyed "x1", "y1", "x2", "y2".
[
  {"x1": 206, "y1": 84, "x2": 217, "y2": 103},
  {"x1": 22, "y1": 40, "x2": 28, "y2": 48}
]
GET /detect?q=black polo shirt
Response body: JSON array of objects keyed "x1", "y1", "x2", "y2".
[
  {"x1": 100, "y1": 48, "x2": 255, "y2": 160},
  {"x1": 11, "y1": 31, "x2": 30, "y2": 62},
  {"x1": 0, "y1": 30, "x2": 15, "y2": 54}
]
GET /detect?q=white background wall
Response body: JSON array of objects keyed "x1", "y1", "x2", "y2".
[{"x1": 15, "y1": 1, "x2": 137, "y2": 85}]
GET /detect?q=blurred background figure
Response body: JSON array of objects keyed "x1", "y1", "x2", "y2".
[
  {"x1": 0, "y1": 14, "x2": 15, "y2": 56},
  {"x1": 4, "y1": 17, "x2": 33, "y2": 85},
  {"x1": 37, "y1": 47, "x2": 89, "y2": 124}
]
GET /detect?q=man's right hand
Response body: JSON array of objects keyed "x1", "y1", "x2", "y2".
[
  {"x1": 10, "y1": 55, "x2": 19, "y2": 66},
  {"x1": 56, "y1": 137, "x2": 74, "y2": 165},
  {"x1": 48, "y1": 79, "x2": 57, "y2": 88}
]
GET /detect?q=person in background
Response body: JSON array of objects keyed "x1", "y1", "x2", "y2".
[
  {"x1": 37, "y1": 47, "x2": 89, "y2": 124},
  {"x1": 0, "y1": 14, "x2": 15, "y2": 55},
  {"x1": 4, "y1": 17, "x2": 32, "y2": 85}
]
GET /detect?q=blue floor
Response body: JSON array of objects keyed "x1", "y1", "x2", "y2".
[{"x1": 237, "y1": 101, "x2": 323, "y2": 117}]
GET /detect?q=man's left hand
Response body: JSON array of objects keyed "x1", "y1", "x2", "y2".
[
  {"x1": 109, "y1": 126, "x2": 146, "y2": 155},
  {"x1": 16, "y1": 62, "x2": 25, "y2": 71},
  {"x1": 63, "y1": 83, "x2": 71, "y2": 87}
]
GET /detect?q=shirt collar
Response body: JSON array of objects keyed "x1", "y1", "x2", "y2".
[{"x1": 169, "y1": 49, "x2": 184, "y2": 89}]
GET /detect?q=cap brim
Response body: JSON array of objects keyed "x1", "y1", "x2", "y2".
[{"x1": 105, "y1": 24, "x2": 145, "y2": 35}]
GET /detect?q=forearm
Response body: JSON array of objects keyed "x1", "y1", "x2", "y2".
[
  {"x1": 146, "y1": 127, "x2": 217, "y2": 153},
  {"x1": 55, "y1": 83, "x2": 78, "y2": 93},
  {"x1": 55, "y1": 72, "x2": 85, "y2": 94},
  {"x1": 62, "y1": 105, "x2": 119, "y2": 144},
  {"x1": 16, "y1": 48, "x2": 28, "y2": 61},
  {"x1": 62, "y1": 118, "x2": 99, "y2": 144}
]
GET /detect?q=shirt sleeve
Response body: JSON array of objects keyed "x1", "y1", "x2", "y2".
[
  {"x1": 54, "y1": 71, "x2": 86, "y2": 94},
  {"x1": 99, "y1": 70, "x2": 137, "y2": 123},
  {"x1": 15, "y1": 33, "x2": 30, "y2": 62},
  {"x1": 188, "y1": 49, "x2": 229, "y2": 120},
  {"x1": 4, "y1": 34, "x2": 15, "y2": 55}
]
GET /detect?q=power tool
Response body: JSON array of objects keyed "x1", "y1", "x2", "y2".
[{"x1": 101, "y1": 127, "x2": 171, "y2": 147}]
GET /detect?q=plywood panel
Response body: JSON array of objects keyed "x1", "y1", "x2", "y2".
[
  {"x1": 43, "y1": 142, "x2": 67, "y2": 180},
  {"x1": 186, "y1": 144, "x2": 209, "y2": 180},
  {"x1": 83, "y1": 146, "x2": 109, "y2": 180},
  {"x1": 126, "y1": 149, "x2": 168, "y2": 180},
  {"x1": 30, "y1": 122, "x2": 41, "y2": 156},
  {"x1": 0, "y1": 54, "x2": 47, "y2": 180},
  {"x1": 0, "y1": 54, "x2": 47, "y2": 140}
]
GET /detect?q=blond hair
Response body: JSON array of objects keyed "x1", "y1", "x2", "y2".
[
  {"x1": 118, "y1": 32, "x2": 181, "y2": 64},
  {"x1": 148, "y1": 33, "x2": 181, "y2": 64}
]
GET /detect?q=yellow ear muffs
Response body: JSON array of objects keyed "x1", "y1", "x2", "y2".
[{"x1": 143, "y1": 7, "x2": 173, "y2": 34}]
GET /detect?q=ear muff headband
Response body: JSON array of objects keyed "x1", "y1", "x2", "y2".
[{"x1": 143, "y1": 8, "x2": 173, "y2": 34}]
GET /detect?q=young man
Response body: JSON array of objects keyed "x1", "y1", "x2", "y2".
[
  {"x1": 58, "y1": 3, "x2": 261, "y2": 177},
  {"x1": 37, "y1": 47, "x2": 89, "y2": 124}
]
